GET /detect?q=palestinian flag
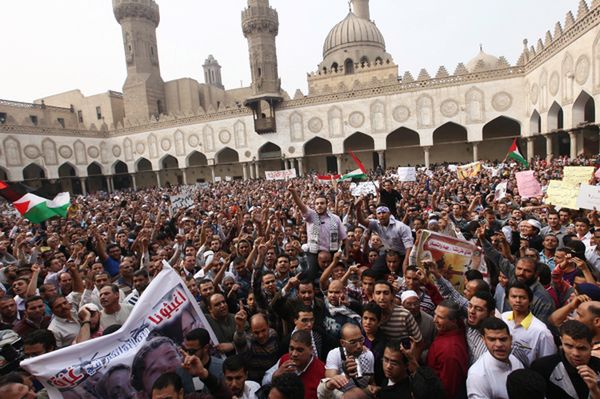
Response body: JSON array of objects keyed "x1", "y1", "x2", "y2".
[
  {"x1": 339, "y1": 168, "x2": 368, "y2": 181},
  {"x1": 506, "y1": 138, "x2": 529, "y2": 167},
  {"x1": 0, "y1": 181, "x2": 70, "y2": 223}
]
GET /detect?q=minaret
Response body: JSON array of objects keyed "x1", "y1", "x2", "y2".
[
  {"x1": 351, "y1": 0, "x2": 370, "y2": 20},
  {"x1": 203, "y1": 55, "x2": 224, "y2": 89},
  {"x1": 241, "y1": 0, "x2": 282, "y2": 133},
  {"x1": 113, "y1": 0, "x2": 166, "y2": 121}
]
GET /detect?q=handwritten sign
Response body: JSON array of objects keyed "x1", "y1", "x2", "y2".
[
  {"x1": 397, "y1": 167, "x2": 417, "y2": 182},
  {"x1": 563, "y1": 166, "x2": 594, "y2": 187},
  {"x1": 457, "y1": 162, "x2": 481, "y2": 180},
  {"x1": 576, "y1": 184, "x2": 600, "y2": 210},
  {"x1": 595, "y1": 168, "x2": 600, "y2": 180},
  {"x1": 169, "y1": 194, "x2": 194, "y2": 211},
  {"x1": 265, "y1": 169, "x2": 297, "y2": 181},
  {"x1": 447, "y1": 164, "x2": 458, "y2": 172},
  {"x1": 546, "y1": 180, "x2": 578, "y2": 209},
  {"x1": 515, "y1": 171, "x2": 542, "y2": 199},
  {"x1": 350, "y1": 181, "x2": 379, "y2": 197}
]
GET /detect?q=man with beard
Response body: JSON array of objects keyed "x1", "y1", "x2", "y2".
[
  {"x1": 99, "y1": 284, "x2": 133, "y2": 330},
  {"x1": 0, "y1": 297, "x2": 18, "y2": 329},
  {"x1": 273, "y1": 278, "x2": 326, "y2": 338},
  {"x1": 479, "y1": 228, "x2": 555, "y2": 324},
  {"x1": 288, "y1": 184, "x2": 346, "y2": 282},
  {"x1": 400, "y1": 290, "x2": 434, "y2": 353},
  {"x1": 323, "y1": 280, "x2": 361, "y2": 351},
  {"x1": 466, "y1": 318, "x2": 524, "y2": 398}
]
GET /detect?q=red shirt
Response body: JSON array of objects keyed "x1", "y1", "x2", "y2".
[
  {"x1": 278, "y1": 353, "x2": 325, "y2": 399},
  {"x1": 426, "y1": 327, "x2": 468, "y2": 399}
]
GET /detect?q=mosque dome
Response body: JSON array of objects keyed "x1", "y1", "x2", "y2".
[
  {"x1": 466, "y1": 47, "x2": 500, "y2": 72},
  {"x1": 323, "y1": 12, "x2": 386, "y2": 58}
]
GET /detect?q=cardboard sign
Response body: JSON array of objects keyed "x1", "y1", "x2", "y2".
[
  {"x1": 515, "y1": 170, "x2": 542, "y2": 199},
  {"x1": 494, "y1": 181, "x2": 508, "y2": 200},
  {"x1": 169, "y1": 194, "x2": 194, "y2": 211},
  {"x1": 397, "y1": 167, "x2": 417, "y2": 182},
  {"x1": 350, "y1": 181, "x2": 379, "y2": 197},
  {"x1": 563, "y1": 166, "x2": 594, "y2": 187},
  {"x1": 576, "y1": 184, "x2": 600, "y2": 210},
  {"x1": 265, "y1": 169, "x2": 297, "y2": 181},
  {"x1": 546, "y1": 180, "x2": 578, "y2": 209},
  {"x1": 457, "y1": 162, "x2": 481, "y2": 180}
]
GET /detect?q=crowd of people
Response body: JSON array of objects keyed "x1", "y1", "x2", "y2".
[{"x1": 0, "y1": 153, "x2": 599, "y2": 399}]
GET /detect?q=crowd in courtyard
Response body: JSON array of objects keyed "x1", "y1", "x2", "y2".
[{"x1": 0, "y1": 153, "x2": 599, "y2": 399}]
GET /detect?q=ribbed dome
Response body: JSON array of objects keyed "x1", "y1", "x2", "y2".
[
  {"x1": 466, "y1": 48, "x2": 500, "y2": 72},
  {"x1": 323, "y1": 12, "x2": 385, "y2": 58}
]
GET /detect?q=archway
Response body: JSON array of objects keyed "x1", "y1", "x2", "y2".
[
  {"x1": 87, "y1": 162, "x2": 107, "y2": 193},
  {"x1": 0, "y1": 167, "x2": 8, "y2": 182},
  {"x1": 573, "y1": 91, "x2": 599, "y2": 155},
  {"x1": 386, "y1": 127, "x2": 421, "y2": 167},
  {"x1": 215, "y1": 147, "x2": 242, "y2": 181},
  {"x1": 113, "y1": 161, "x2": 133, "y2": 191},
  {"x1": 159, "y1": 155, "x2": 182, "y2": 187},
  {"x1": 480, "y1": 116, "x2": 521, "y2": 162},
  {"x1": 258, "y1": 142, "x2": 283, "y2": 177},
  {"x1": 431, "y1": 122, "x2": 470, "y2": 164},
  {"x1": 304, "y1": 137, "x2": 334, "y2": 174},
  {"x1": 546, "y1": 102, "x2": 566, "y2": 158},
  {"x1": 58, "y1": 163, "x2": 82, "y2": 195},
  {"x1": 186, "y1": 151, "x2": 209, "y2": 183},
  {"x1": 134, "y1": 158, "x2": 156, "y2": 189},
  {"x1": 22, "y1": 163, "x2": 46, "y2": 189},
  {"x1": 343, "y1": 132, "x2": 375, "y2": 172}
]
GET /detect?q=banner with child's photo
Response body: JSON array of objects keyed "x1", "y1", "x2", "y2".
[
  {"x1": 21, "y1": 265, "x2": 218, "y2": 399},
  {"x1": 415, "y1": 230, "x2": 486, "y2": 291}
]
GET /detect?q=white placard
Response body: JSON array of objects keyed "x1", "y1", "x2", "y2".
[
  {"x1": 397, "y1": 167, "x2": 417, "y2": 182},
  {"x1": 576, "y1": 184, "x2": 600, "y2": 210},
  {"x1": 350, "y1": 181, "x2": 379, "y2": 197},
  {"x1": 169, "y1": 194, "x2": 194, "y2": 212},
  {"x1": 265, "y1": 169, "x2": 297, "y2": 180}
]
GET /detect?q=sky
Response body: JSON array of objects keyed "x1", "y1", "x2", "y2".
[{"x1": 0, "y1": 0, "x2": 582, "y2": 103}]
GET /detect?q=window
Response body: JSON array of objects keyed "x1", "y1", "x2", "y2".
[
  {"x1": 57, "y1": 118, "x2": 65, "y2": 128},
  {"x1": 77, "y1": 110, "x2": 83, "y2": 123},
  {"x1": 96, "y1": 106, "x2": 102, "y2": 120},
  {"x1": 258, "y1": 67, "x2": 262, "y2": 77},
  {"x1": 30, "y1": 115, "x2": 38, "y2": 126},
  {"x1": 344, "y1": 59, "x2": 354, "y2": 74},
  {"x1": 0, "y1": 113, "x2": 6, "y2": 124},
  {"x1": 157, "y1": 100, "x2": 163, "y2": 115}
]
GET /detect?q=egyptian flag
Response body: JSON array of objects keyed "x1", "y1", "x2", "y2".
[
  {"x1": 506, "y1": 138, "x2": 529, "y2": 167},
  {"x1": 315, "y1": 174, "x2": 341, "y2": 183},
  {"x1": 0, "y1": 181, "x2": 70, "y2": 223}
]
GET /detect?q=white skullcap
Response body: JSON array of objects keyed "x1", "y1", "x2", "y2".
[{"x1": 400, "y1": 290, "x2": 418, "y2": 303}]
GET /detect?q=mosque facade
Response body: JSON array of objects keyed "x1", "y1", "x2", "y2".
[{"x1": 0, "y1": 0, "x2": 599, "y2": 193}]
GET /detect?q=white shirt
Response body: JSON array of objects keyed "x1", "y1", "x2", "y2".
[
  {"x1": 501, "y1": 311, "x2": 557, "y2": 366},
  {"x1": 240, "y1": 381, "x2": 260, "y2": 399},
  {"x1": 467, "y1": 351, "x2": 524, "y2": 399}
]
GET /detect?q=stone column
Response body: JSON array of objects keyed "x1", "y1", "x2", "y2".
[
  {"x1": 181, "y1": 169, "x2": 188, "y2": 185},
  {"x1": 106, "y1": 176, "x2": 114, "y2": 193},
  {"x1": 336, "y1": 154, "x2": 342, "y2": 174},
  {"x1": 210, "y1": 165, "x2": 216, "y2": 182},
  {"x1": 297, "y1": 158, "x2": 304, "y2": 177},
  {"x1": 423, "y1": 147, "x2": 431, "y2": 168},
  {"x1": 79, "y1": 178, "x2": 87, "y2": 195},
  {"x1": 545, "y1": 134, "x2": 553, "y2": 162},
  {"x1": 131, "y1": 174, "x2": 138, "y2": 191},
  {"x1": 526, "y1": 137, "x2": 534, "y2": 162},
  {"x1": 472, "y1": 142, "x2": 479, "y2": 162},
  {"x1": 254, "y1": 162, "x2": 260, "y2": 179},
  {"x1": 242, "y1": 163, "x2": 248, "y2": 180},
  {"x1": 377, "y1": 151, "x2": 385, "y2": 168},
  {"x1": 283, "y1": 159, "x2": 288, "y2": 170},
  {"x1": 155, "y1": 171, "x2": 161, "y2": 187},
  {"x1": 569, "y1": 131, "x2": 577, "y2": 159}
]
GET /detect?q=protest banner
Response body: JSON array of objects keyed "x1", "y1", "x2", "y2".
[
  {"x1": 265, "y1": 168, "x2": 297, "y2": 181},
  {"x1": 169, "y1": 194, "x2": 194, "y2": 212},
  {"x1": 397, "y1": 167, "x2": 417, "y2": 182},
  {"x1": 515, "y1": 170, "x2": 542, "y2": 199},
  {"x1": 350, "y1": 181, "x2": 379, "y2": 197},
  {"x1": 21, "y1": 265, "x2": 217, "y2": 399},
  {"x1": 596, "y1": 168, "x2": 600, "y2": 180},
  {"x1": 415, "y1": 230, "x2": 485, "y2": 292},
  {"x1": 225, "y1": 176, "x2": 232, "y2": 182},
  {"x1": 563, "y1": 166, "x2": 594, "y2": 186},
  {"x1": 447, "y1": 164, "x2": 458, "y2": 172},
  {"x1": 546, "y1": 180, "x2": 578, "y2": 209},
  {"x1": 494, "y1": 181, "x2": 508, "y2": 200},
  {"x1": 576, "y1": 184, "x2": 600, "y2": 210},
  {"x1": 457, "y1": 162, "x2": 482, "y2": 180}
]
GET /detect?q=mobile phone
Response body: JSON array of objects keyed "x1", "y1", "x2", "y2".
[{"x1": 401, "y1": 338, "x2": 411, "y2": 349}]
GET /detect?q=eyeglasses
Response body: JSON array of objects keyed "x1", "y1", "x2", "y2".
[{"x1": 343, "y1": 336, "x2": 364, "y2": 345}]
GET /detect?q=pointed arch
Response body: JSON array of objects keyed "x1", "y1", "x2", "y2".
[
  {"x1": 135, "y1": 158, "x2": 153, "y2": 172},
  {"x1": 548, "y1": 102, "x2": 564, "y2": 131},
  {"x1": 573, "y1": 91, "x2": 595, "y2": 126},
  {"x1": 343, "y1": 132, "x2": 374, "y2": 152},
  {"x1": 304, "y1": 137, "x2": 333, "y2": 156},
  {"x1": 87, "y1": 162, "x2": 104, "y2": 176},
  {"x1": 186, "y1": 151, "x2": 208, "y2": 167},
  {"x1": 23, "y1": 163, "x2": 46, "y2": 180},
  {"x1": 258, "y1": 142, "x2": 282, "y2": 160},
  {"x1": 215, "y1": 147, "x2": 239, "y2": 164},
  {"x1": 160, "y1": 154, "x2": 179, "y2": 169},
  {"x1": 530, "y1": 110, "x2": 541, "y2": 135},
  {"x1": 0, "y1": 167, "x2": 9, "y2": 181},
  {"x1": 58, "y1": 162, "x2": 78, "y2": 177},
  {"x1": 113, "y1": 160, "x2": 130, "y2": 175},
  {"x1": 386, "y1": 127, "x2": 420, "y2": 148},
  {"x1": 433, "y1": 122, "x2": 468, "y2": 144},
  {"x1": 483, "y1": 116, "x2": 521, "y2": 139}
]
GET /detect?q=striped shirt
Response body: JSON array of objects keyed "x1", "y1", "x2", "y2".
[
  {"x1": 466, "y1": 326, "x2": 487, "y2": 366},
  {"x1": 380, "y1": 305, "x2": 423, "y2": 342}
]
